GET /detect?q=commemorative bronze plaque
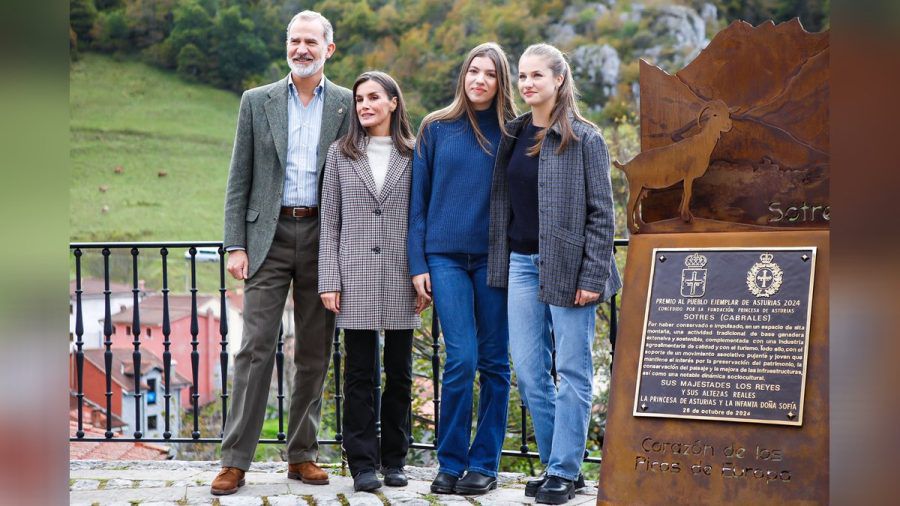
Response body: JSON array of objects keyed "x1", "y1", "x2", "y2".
[
  {"x1": 597, "y1": 19, "x2": 829, "y2": 506},
  {"x1": 634, "y1": 248, "x2": 816, "y2": 425}
]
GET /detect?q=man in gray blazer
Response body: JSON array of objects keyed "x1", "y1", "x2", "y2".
[{"x1": 211, "y1": 10, "x2": 352, "y2": 496}]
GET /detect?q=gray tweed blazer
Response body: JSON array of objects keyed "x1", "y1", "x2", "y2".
[
  {"x1": 222, "y1": 76, "x2": 352, "y2": 278},
  {"x1": 487, "y1": 112, "x2": 622, "y2": 307},
  {"x1": 318, "y1": 141, "x2": 420, "y2": 330}
]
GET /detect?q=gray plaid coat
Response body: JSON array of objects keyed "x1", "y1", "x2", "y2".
[
  {"x1": 487, "y1": 113, "x2": 622, "y2": 307},
  {"x1": 318, "y1": 140, "x2": 420, "y2": 330}
]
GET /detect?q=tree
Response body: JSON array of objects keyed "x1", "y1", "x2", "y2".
[
  {"x1": 91, "y1": 9, "x2": 130, "y2": 52},
  {"x1": 176, "y1": 43, "x2": 206, "y2": 81},
  {"x1": 210, "y1": 6, "x2": 270, "y2": 91},
  {"x1": 123, "y1": 0, "x2": 177, "y2": 49},
  {"x1": 95, "y1": 0, "x2": 124, "y2": 10},
  {"x1": 169, "y1": 0, "x2": 215, "y2": 55},
  {"x1": 70, "y1": 0, "x2": 98, "y2": 42}
]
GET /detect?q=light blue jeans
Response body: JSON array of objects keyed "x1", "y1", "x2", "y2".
[{"x1": 507, "y1": 252, "x2": 595, "y2": 481}]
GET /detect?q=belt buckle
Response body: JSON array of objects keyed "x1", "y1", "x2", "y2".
[{"x1": 292, "y1": 207, "x2": 305, "y2": 217}]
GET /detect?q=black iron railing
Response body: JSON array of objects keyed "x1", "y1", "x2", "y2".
[{"x1": 69, "y1": 239, "x2": 628, "y2": 465}]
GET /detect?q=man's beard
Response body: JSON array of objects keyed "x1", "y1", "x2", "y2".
[{"x1": 287, "y1": 53, "x2": 326, "y2": 78}]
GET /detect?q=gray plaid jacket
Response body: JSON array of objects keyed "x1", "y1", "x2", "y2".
[
  {"x1": 487, "y1": 113, "x2": 622, "y2": 307},
  {"x1": 318, "y1": 141, "x2": 420, "y2": 330}
]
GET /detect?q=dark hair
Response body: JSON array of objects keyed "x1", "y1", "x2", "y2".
[
  {"x1": 340, "y1": 71, "x2": 415, "y2": 160},
  {"x1": 417, "y1": 42, "x2": 518, "y2": 155}
]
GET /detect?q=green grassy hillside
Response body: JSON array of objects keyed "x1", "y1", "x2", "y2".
[{"x1": 70, "y1": 53, "x2": 239, "y2": 242}]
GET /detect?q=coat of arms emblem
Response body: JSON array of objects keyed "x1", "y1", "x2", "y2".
[
  {"x1": 680, "y1": 252, "x2": 708, "y2": 297},
  {"x1": 746, "y1": 252, "x2": 783, "y2": 297}
]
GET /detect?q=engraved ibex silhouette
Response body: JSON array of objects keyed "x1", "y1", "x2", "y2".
[{"x1": 614, "y1": 99, "x2": 738, "y2": 233}]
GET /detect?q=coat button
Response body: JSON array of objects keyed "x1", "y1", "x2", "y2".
[
  {"x1": 372, "y1": 247, "x2": 381, "y2": 254},
  {"x1": 374, "y1": 209, "x2": 382, "y2": 216}
]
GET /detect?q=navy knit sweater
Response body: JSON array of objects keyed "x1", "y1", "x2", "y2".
[{"x1": 408, "y1": 108, "x2": 501, "y2": 276}]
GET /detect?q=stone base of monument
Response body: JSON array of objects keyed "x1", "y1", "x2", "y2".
[{"x1": 597, "y1": 230, "x2": 828, "y2": 505}]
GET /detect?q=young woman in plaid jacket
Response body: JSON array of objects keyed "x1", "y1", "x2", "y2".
[{"x1": 487, "y1": 44, "x2": 622, "y2": 504}]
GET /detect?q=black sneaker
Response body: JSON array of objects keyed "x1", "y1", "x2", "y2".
[
  {"x1": 382, "y1": 467, "x2": 408, "y2": 487},
  {"x1": 454, "y1": 471, "x2": 497, "y2": 495},
  {"x1": 535, "y1": 476, "x2": 575, "y2": 504},
  {"x1": 525, "y1": 472, "x2": 585, "y2": 497},
  {"x1": 430, "y1": 472, "x2": 458, "y2": 494},
  {"x1": 353, "y1": 470, "x2": 382, "y2": 492}
]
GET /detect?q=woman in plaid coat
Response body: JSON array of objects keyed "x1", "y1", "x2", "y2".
[{"x1": 318, "y1": 71, "x2": 426, "y2": 493}]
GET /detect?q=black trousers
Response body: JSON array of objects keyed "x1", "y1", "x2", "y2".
[{"x1": 342, "y1": 329, "x2": 413, "y2": 476}]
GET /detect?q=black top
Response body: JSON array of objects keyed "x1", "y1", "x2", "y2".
[{"x1": 506, "y1": 121, "x2": 542, "y2": 254}]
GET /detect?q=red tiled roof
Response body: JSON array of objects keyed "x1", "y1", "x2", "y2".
[
  {"x1": 70, "y1": 278, "x2": 135, "y2": 295},
  {"x1": 109, "y1": 294, "x2": 218, "y2": 325},
  {"x1": 70, "y1": 392, "x2": 127, "y2": 429},
  {"x1": 69, "y1": 419, "x2": 170, "y2": 461}
]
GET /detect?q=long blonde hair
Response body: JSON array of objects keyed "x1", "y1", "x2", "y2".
[
  {"x1": 418, "y1": 42, "x2": 518, "y2": 154},
  {"x1": 521, "y1": 43, "x2": 597, "y2": 156}
]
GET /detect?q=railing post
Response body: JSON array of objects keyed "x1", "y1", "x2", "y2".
[
  {"x1": 609, "y1": 293, "x2": 618, "y2": 365},
  {"x1": 408, "y1": 405, "x2": 413, "y2": 445},
  {"x1": 102, "y1": 248, "x2": 114, "y2": 439},
  {"x1": 130, "y1": 248, "x2": 143, "y2": 439},
  {"x1": 161, "y1": 247, "x2": 172, "y2": 439},
  {"x1": 276, "y1": 322, "x2": 286, "y2": 441},
  {"x1": 74, "y1": 248, "x2": 85, "y2": 439},
  {"x1": 519, "y1": 399, "x2": 528, "y2": 454},
  {"x1": 188, "y1": 247, "x2": 200, "y2": 439},
  {"x1": 431, "y1": 310, "x2": 441, "y2": 444},
  {"x1": 218, "y1": 246, "x2": 230, "y2": 435}
]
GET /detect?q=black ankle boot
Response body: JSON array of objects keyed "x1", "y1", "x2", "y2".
[
  {"x1": 454, "y1": 471, "x2": 497, "y2": 495},
  {"x1": 382, "y1": 467, "x2": 408, "y2": 487},
  {"x1": 535, "y1": 476, "x2": 575, "y2": 504},
  {"x1": 526, "y1": 472, "x2": 585, "y2": 497},
  {"x1": 430, "y1": 472, "x2": 458, "y2": 494},
  {"x1": 353, "y1": 470, "x2": 382, "y2": 492}
]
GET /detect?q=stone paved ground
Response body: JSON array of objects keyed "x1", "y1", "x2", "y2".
[{"x1": 69, "y1": 461, "x2": 599, "y2": 506}]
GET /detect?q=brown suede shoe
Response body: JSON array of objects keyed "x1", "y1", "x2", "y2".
[
  {"x1": 288, "y1": 461, "x2": 330, "y2": 484},
  {"x1": 210, "y1": 467, "x2": 245, "y2": 496}
]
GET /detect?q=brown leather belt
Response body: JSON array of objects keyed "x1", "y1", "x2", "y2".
[{"x1": 280, "y1": 206, "x2": 319, "y2": 218}]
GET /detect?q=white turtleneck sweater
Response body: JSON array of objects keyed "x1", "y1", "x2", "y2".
[{"x1": 366, "y1": 136, "x2": 392, "y2": 195}]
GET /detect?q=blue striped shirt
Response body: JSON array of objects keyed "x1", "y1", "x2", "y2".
[{"x1": 283, "y1": 75, "x2": 325, "y2": 207}]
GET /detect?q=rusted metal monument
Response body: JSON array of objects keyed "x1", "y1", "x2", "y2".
[{"x1": 598, "y1": 19, "x2": 829, "y2": 505}]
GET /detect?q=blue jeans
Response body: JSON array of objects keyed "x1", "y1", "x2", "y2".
[
  {"x1": 507, "y1": 252, "x2": 596, "y2": 481},
  {"x1": 427, "y1": 253, "x2": 510, "y2": 478}
]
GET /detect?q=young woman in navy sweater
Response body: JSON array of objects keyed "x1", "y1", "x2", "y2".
[{"x1": 407, "y1": 42, "x2": 518, "y2": 495}]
